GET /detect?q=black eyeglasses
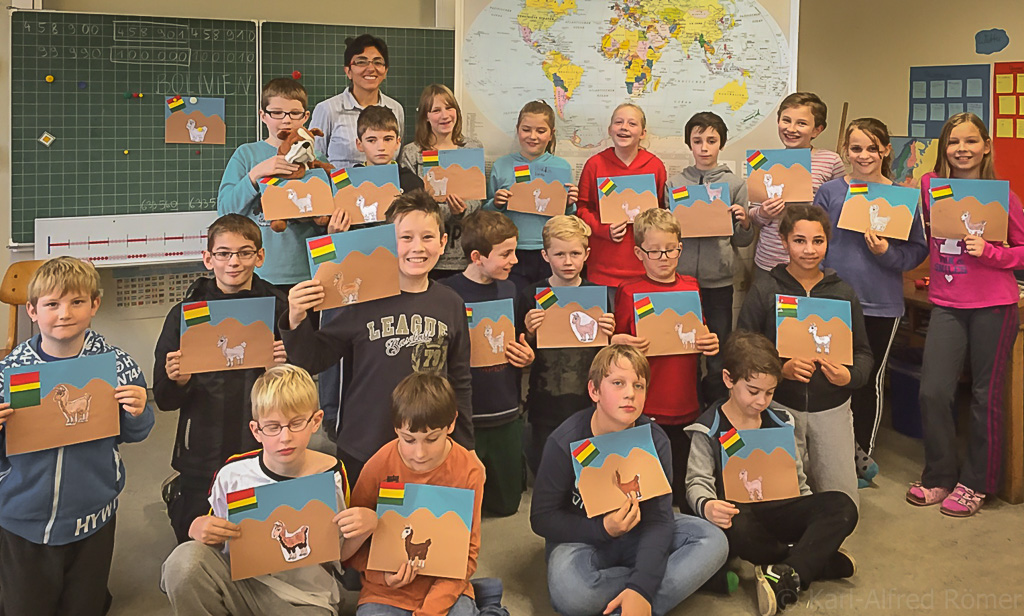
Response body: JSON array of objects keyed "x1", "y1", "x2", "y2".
[
  {"x1": 637, "y1": 246, "x2": 682, "y2": 259},
  {"x1": 255, "y1": 414, "x2": 315, "y2": 436},
  {"x1": 210, "y1": 249, "x2": 259, "y2": 262},
  {"x1": 350, "y1": 58, "x2": 387, "y2": 69},
  {"x1": 263, "y1": 110, "x2": 307, "y2": 120}
]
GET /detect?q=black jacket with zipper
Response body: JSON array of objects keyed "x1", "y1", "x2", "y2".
[
  {"x1": 153, "y1": 274, "x2": 288, "y2": 488},
  {"x1": 737, "y1": 264, "x2": 873, "y2": 413}
]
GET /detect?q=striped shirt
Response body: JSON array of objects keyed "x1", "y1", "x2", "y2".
[{"x1": 750, "y1": 148, "x2": 845, "y2": 271}]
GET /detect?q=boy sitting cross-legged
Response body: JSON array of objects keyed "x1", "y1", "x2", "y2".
[
  {"x1": 531, "y1": 345, "x2": 728, "y2": 616},
  {"x1": 155, "y1": 213, "x2": 289, "y2": 544},
  {"x1": 343, "y1": 371, "x2": 509, "y2": 616},
  {"x1": 685, "y1": 331, "x2": 858, "y2": 616},
  {"x1": 160, "y1": 364, "x2": 356, "y2": 615},
  {"x1": 0, "y1": 257, "x2": 153, "y2": 615}
]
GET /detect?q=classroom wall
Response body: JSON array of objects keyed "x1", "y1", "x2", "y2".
[{"x1": 798, "y1": 0, "x2": 1024, "y2": 150}]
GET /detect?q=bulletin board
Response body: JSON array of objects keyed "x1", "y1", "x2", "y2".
[
  {"x1": 993, "y1": 62, "x2": 1024, "y2": 198},
  {"x1": 908, "y1": 64, "x2": 990, "y2": 139}
]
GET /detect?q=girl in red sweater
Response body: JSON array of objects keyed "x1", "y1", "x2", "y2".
[{"x1": 576, "y1": 104, "x2": 667, "y2": 288}]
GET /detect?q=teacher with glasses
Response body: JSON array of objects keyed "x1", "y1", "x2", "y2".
[{"x1": 310, "y1": 33, "x2": 405, "y2": 170}]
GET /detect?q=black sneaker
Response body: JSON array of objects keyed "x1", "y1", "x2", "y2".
[
  {"x1": 755, "y1": 564, "x2": 800, "y2": 615},
  {"x1": 821, "y1": 548, "x2": 857, "y2": 580}
]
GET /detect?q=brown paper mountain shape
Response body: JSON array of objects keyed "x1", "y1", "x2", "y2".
[
  {"x1": 468, "y1": 316, "x2": 515, "y2": 368},
  {"x1": 674, "y1": 198, "x2": 734, "y2": 238},
  {"x1": 180, "y1": 318, "x2": 275, "y2": 375},
  {"x1": 262, "y1": 177, "x2": 335, "y2": 220},
  {"x1": 230, "y1": 501, "x2": 339, "y2": 581},
  {"x1": 577, "y1": 448, "x2": 671, "y2": 517},
  {"x1": 930, "y1": 196, "x2": 1008, "y2": 242},
  {"x1": 334, "y1": 182, "x2": 402, "y2": 225},
  {"x1": 508, "y1": 179, "x2": 568, "y2": 217},
  {"x1": 599, "y1": 188, "x2": 659, "y2": 224},
  {"x1": 637, "y1": 309, "x2": 708, "y2": 357},
  {"x1": 312, "y1": 246, "x2": 401, "y2": 311},
  {"x1": 722, "y1": 446, "x2": 801, "y2": 503},
  {"x1": 422, "y1": 164, "x2": 487, "y2": 201},
  {"x1": 367, "y1": 508, "x2": 472, "y2": 580},
  {"x1": 537, "y1": 302, "x2": 608, "y2": 349},
  {"x1": 776, "y1": 315, "x2": 853, "y2": 365},
  {"x1": 837, "y1": 194, "x2": 916, "y2": 240},
  {"x1": 747, "y1": 164, "x2": 813, "y2": 204},
  {"x1": 5, "y1": 378, "x2": 119, "y2": 455},
  {"x1": 165, "y1": 110, "x2": 226, "y2": 145}
]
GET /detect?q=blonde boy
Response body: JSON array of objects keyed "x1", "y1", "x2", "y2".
[
  {"x1": 611, "y1": 209, "x2": 718, "y2": 508},
  {"x1": 749, "y1": 92, "x2": 846, "y2": 275},
  {"x1": 518, "y1": 215, "x2": 615, "y2": 473},
  {"x1": 161, "y1": 364, "x2": 359, "y2": 615},
  {"x1": 0, "y1": 257, "x2": 152, "y2": 614}
]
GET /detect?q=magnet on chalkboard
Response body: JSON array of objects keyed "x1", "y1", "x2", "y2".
[
  {"x1": 78, "y1": 81, "x2": 88, "y2": 90},
  {"x1": 195, "y1": 150, "x2": 201, "y2": 155},
  {"x1": 292, "y1": 70, "x2": 302, "y2": 80},
  {"x1": 124, "y1": 91, "x2": 132, "y2": 99},
  {"x1": 45, "y1": 75, "x2": 55, "y2": 83},
  {"x1": 123, "y1": 149, "x2": 130, "y2": 155},
  {"x1": 189, "y1": 97, "x2": 198, "y2": 104},
  {"x1": 39, "y1": 132, "x2": 56, "y2": 147}
]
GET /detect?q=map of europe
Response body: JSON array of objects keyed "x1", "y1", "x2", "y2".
[{"x1": 463, "y1": 0, "x2": 792, "y2": 152}]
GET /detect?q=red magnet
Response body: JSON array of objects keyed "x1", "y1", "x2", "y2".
[
  {"x1": 195, "y1": 150, "x2": 201, "y2": 155},
  {"x1": 292, "y1": 70, "x2": 302, "y2": 80}
]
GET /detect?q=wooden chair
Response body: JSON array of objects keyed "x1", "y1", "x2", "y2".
[{"x1": 1, "y1": 260, "x2": 44, "y2": 360}]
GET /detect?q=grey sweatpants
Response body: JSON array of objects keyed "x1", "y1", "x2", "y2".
[
  {"x1": 160, "y1": 541, "x2": 333, "y2": 616},
  {"x1": 784, "y1": 399, "x2": 860, "y2": 510}
]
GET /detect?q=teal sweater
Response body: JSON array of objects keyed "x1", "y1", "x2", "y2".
[{"x1": 485, "y1": 152, "x2": 575, "y2": 250}]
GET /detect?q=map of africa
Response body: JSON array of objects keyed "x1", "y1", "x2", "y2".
[{"x1": 462, "y1": 0, "x2": 793, "y2": 155}]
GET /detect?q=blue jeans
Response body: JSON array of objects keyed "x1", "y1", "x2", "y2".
[
  {"x1": 355, "y1": 595, "x2": 479, "y2": 616},
  {"x1": 546, "y1": 514, "x2": 727, "y2": 616}
]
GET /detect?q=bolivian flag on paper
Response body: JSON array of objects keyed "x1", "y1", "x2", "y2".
[
  {"x1": 671, "y1": 186, "x2": 689, "y2": 202},
  {"x1": 599, "y1": 178, "x2": 616, "y2": 196},
  {"x1": 378, "y1": 481, "x2": 405, "y2": 506},
  {"x1": 514, "y1": 165, "x2": 531, "y2": 183},
  {"x1": 572, "y1": 439, "x2": 599, "y2": 466},
  {"x1": 8, "y1": 371, "x2": 41, "y2": 409},
  {"x1": 776, "y1": 295, "x2": 798, "y2": 318},
  {"x1": 746, "y1": 150, "x2": 767, "y2": 171},
  {"x1": 308, "y1": 236, "x2": 337, "y2": 265},
  {"x1": 634, "y1": 296, "x2": 654, "y2": 319},
  {"x1": 535, "y1": 287, "x2": 557, "y2": 309},
  {"x1": 422, "y1": 150, "x2": 439, "y2": 168},
  {"x1": 849, "y1": 182, "x2": 869, "y2": 195},
  {"x1": 719, "y1": 428, "x2": 745, "y2": 456},
  {"x1": 260, "y1": 177, "x2": 283, "y2": 186},
  {"x1": 331, "y1": 168, "x2": 352, "y2": 189},
  {"x1": 167, "y1": 95, "x2": 185, "y2": 112},
  {"x1": 930, "y1": 184, "x2": 953, "y2": 201},
  {"x1": 182, "y1": 301, "x2": 211, "y2": 327},
  {"x1": 465, "y1": 306, "x2": 474, "y2": 325},
  {"x1": 226, "y1": 488, "x2": 258, "y2": 514}
]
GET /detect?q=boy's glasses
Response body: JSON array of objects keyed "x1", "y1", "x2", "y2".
[
  {"x1": 255, "y1": 414, "x2": 315, "y2": 436},
  {"x1": 350, "y1": 58, "x2": 387, "y2": 69},
  {"x1": 637, "y1": 246, "x2": 682, "y2": 259},
  {"x1": 210, "y1": 249, "x2": 259, "y2": 262},
  {"x1": 263, "y1": 110, "x2": 307, "y2": 120}
]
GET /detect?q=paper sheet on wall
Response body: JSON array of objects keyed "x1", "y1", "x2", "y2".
[
  {"x1": 997, "y1": 74, "x2": 1015, "y2": 94},
  {"x1": 997, "y1": 119, "x2": 1014, "y2": 138}
]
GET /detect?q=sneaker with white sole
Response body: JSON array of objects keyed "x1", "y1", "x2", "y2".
[{"x1": 755, "y1": 564, "x2": 800, "y2": 616}]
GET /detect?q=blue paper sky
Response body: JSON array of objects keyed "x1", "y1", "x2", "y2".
[
  {"x1": 259, "y1": 167, "x2": 333, "y2": 195},
  {"x1": 180, "y1": 296, "x2": 274, "y2": 331},
  {"x1": 375, "y1": 483, "x2": 474, "y2": 531},
  {"x1": 228, "y1": 472, "x2": 337, "y2": 524},
  {"x1": 570, "y1": 423, "x2": 659, "y2": 481},
  {"x1": 932, "y1": 178, "x2": 1009, "y2": 212},
  {"x1": 844, "y1": 181, "x2": 920, "y2": 215},
  {"x1": 524, "y1": 162, "x2": 572, "y2": 184},
  {"x1": 671, "y1": 182, "x2": 731, "y2": 210},
  {"x1": 598, "y1": 174, "x2": 656, "y2": 196},
  {"x1": 718, "y1": 425, "x2": 797, "y2": 467},
  {"x1": 164, "y1": 96, "x2": 225, "y2": 120},
  {"x1": 635, "y1": 291, "x2": 702, "y2": 320},
  {"x1": 439, "y1": 148, "x2": 485, "y2": 172},
  {"x1": 542, "y1": 286, "x2": 607, "y2": 311},
  {"x1": 775, "y1": 295, "x2": 851, "y2": 329},
  {"x1": 467, "y1": 298, "x2": 514, "y2": 325},
  {"x1": 747, "y1": 148, "x2": 811, "y2": 172},
  {"x1": 3, "y1": 352, "x2": 118, "y2": 395},
  {"x1": 305, "y1": 223, "x2": 398, "y2": 276},
  {"x1": 345, "y1": 164, "x2": 401, "y2": 189}
]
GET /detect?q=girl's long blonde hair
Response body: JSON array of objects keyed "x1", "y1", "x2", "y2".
[
  {"x1": 933, "y1": 113, "x2": 995, "y2": 179},
  {"x1": 414, "y1": 84, "x2": 466, "y2": 150}
]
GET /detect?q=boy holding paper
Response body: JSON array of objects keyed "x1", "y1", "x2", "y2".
[
  {"x1": 0, "y1": 257, "x2": 153, "y2": 615},
  {"x1": 531, "y1": 345, "x2": 727, "y2": 616},
  {"x1": 685, "y1": 331, "x2": 858, "y2": 616}
]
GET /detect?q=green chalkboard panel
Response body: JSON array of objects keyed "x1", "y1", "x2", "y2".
[
  {"x1": 261, "y1": 23, "x2": 455, "y2": 144},
  {"x1": 10, "y1": 11, "x2": 257, "y2": 243}
]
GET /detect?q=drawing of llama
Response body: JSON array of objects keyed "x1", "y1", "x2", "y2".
[
  {"x1": 739, "y1": 469, "x2": 764, "y2": 501},
  {"x1": 425, "y1": 169, "x2": 449, "y2": 197},
  {"x1": 286, "y1": 188, "x2": 314, "y2": 213},
  {"x1": 271, "y1": 520, "x2": 311, "y2": 563},
  {"x1": 185, "y1": 119, "x2": 208, "y2": 143},
  {"x1": 482, "y1": 324, "x2": 506, "y2": 354},
  {"x1": 674, "y1": 323, "x2": 697, "y2": 350},
  {"x1": 868, "y1": 204, "x2": 890, "y2": 232},
  {"x1": 52, "y1": 384, "x2": 91, "y2": 426},
  {"x1": 402, "y1": 525, "x2": 431, "y2": 568},
  {"x1": 807, "y1": 323, "x2": 831, "y2": 355},
  {"x1": 763, "y1": 174, "x2": 784, "y2": 199},
  {"x1": 621, "y1": 202, "x2": 641, "y2": 222},
  {"x1": 533, "y1": 189, "x2": 551, "y2": 213},
  {"x1": 705, "y1": 185, "x2": 724, "y2": 201},
  {"x1": 569, "y1": 311, "x2": 598, "y2": 343},
  {"x1": 961, "y1": 211, "x2": 987, "y2": 237},
  {"x1": 614, "y1": 469, "x2": 642, "y2": 499},
  {"x1": 333, "y1": 273, "x2": 363, "y2": 305},
  {"x1": 356, "y1": 194, "x2": 379, "y2": 223},
  {"x1": 217, "y1": 336, "x2": 247, "y2": 367}
]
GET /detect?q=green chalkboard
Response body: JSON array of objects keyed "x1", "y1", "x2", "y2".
[
  {"x1": 10, "y1": 11, "x2": 258, "y2": 243},
  {"x1": 261, "y1": 22, "x2": 455, "y2": 145}
]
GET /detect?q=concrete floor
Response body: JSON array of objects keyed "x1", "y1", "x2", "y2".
[{"x1": 109, "y1": 406, "x2": 1024, "y2": 616}]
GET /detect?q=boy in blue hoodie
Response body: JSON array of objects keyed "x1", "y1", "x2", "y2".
[{"x1": 0, "y1": 257, "x2": 153, "y2": 614}]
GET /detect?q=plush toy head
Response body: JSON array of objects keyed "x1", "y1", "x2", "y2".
[{"x1": 274, "y1": 126, "x2": 332, "y2": 180}]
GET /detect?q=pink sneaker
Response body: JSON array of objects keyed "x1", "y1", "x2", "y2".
[
  {"x1": 906, "y1": 482, "x2": 950, "y2": 506},
  {"x1": 940, "y1": 483, "x2": 985, "y2": 517}
]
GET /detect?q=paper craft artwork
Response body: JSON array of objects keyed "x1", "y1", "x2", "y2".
[
  {"x1": 719, "y1": 424, "x2": 801, "y2": 503},
  {"x1": 775, "y1": 295, "x2": 853, "y2": 365},
  {"x1": 332, "y1": 165, "x2": 402, "y2": 225},
  {"x1": 570, "y1": 423, "x2": 672, "y2": 517},
  {"x1": 598, "y1": 174, "x2": 659, "y2": 224},
  {"x1": 928, "y1": 178, "x2": 1010, "y2": 242},
  {"x1": 633, "y1": 291, "x2": 709, "y2": 357},
  {"x1": 836, "y1": 181, "x2": 921, "y2": 240},
  {"x1": 226, "y1": 472, "x2": 340, "y2": 580},
  {"x1": 421, "y1": 148, "x2": 486, "y2": 201},
  {"x1": 367, "y1": 482, "x2": 475, "y2": 579},
  {"x1": 466, "y1": 298, "x2": 515, "y2": 368},
  {"x1": 179, "y1": 297, "x2": 276, "y2": 375},
  {"x1": 306, "y1": 225, "x2": 401, "y2": 311},
  {"x1": 261, "y1": 168, "x2": 335, "y2": 221},
  {"x1": 507, "y1": 162, "x2": 572, "y2": 218},
  {"x1": 889, "y1": 137, "x2": 939, "y2": 188},
  {"x1": 745, "y1": 149, "x2": 813, "y2": 203},
  {"x1": 669, "y1": 183, "x2": 733, "y2": 237},
  {"x1": 164, "y1": 96, "x2": 226, "y2": 144},
  {"x1": 2, "y1": 353, "x2": 119, "y2": 455},
  {"x1": 535, "y1": 286, "x2": 609, "y2": 349}
]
